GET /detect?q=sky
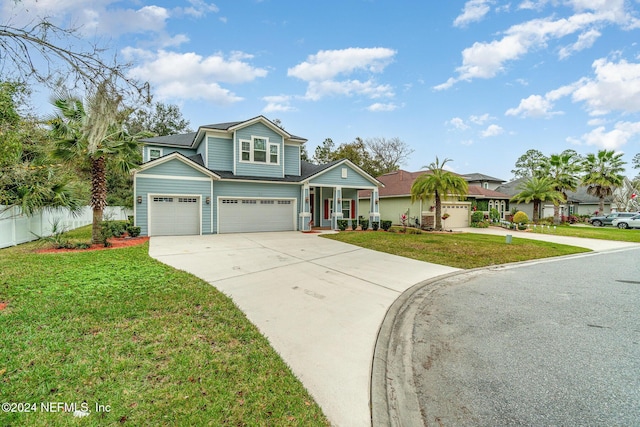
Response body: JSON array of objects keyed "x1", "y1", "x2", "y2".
[{"x1": 3, "y1": 0, "x2": 640, "y2": 181}]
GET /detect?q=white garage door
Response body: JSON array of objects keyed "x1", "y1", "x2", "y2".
[
  {"x1": 441, "y1": 203, "x2": 469, "y2": 228},
  {"x1": 149, "y1": 196, "x2": 200, "y2": 236},
  {"x1": 218, "y1": 198, "x2": 295, "y2": 233}
]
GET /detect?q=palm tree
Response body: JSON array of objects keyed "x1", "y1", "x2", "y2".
[
  {"x1": 410, "y1": 157, "x2": 468, "y2": 231},
  {"x1": 49, "y1": 80, "x2": 141, "y2": 244},
  {"x1": 543, "y1": 151, "x2": 580, "y2": 224},
  {"x1": 511, "y1": 176, "x2": 564, "y2": 222},
  {"x1": 582, "y1": 150, "x2": 626, "y2": 214}
]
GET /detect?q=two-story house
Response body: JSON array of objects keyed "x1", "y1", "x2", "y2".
[{"x1": 133, "y1": 116, "x2": 382, "y2": 236}]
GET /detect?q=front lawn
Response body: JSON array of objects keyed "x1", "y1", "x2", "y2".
[
  {"x1": 528, "y1": 224, "x2": 640, "y2": 242},
  {"x1": 0, "y1": 228, "x2": 328, "y2": 426},
  {"x1": 322, "y1": 231, "x2": 589, "y2": 269}
]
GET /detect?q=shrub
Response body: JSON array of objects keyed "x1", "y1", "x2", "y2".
[
  {"x1": 470, "y1": 221, "x2": 490, "y2": 228},
  {"x1": 489, "y1": 208, "x2": 500, "y2": 222},
  {"x1": 127, "y1": 225, "x2": 141, "y2": 237},
  {"x1": 512, "y1": 211, "x2": 529, "y2": 225},
  {"x1": 360, "y1": 219, "x2": 369, "y2": 230},
  {"x1": 351, "y1": 221, "x2": 357, "y2": 230},
  {"x1": 518, "y1": 224, "x2": 528, "y2": 230},
  {"x1": 381, "y1": 220, "x2": 392, "y2": 231},
  {"x1": 471, "y1": 211, "x2": 484, "y2": 223},
  {"x1": 337, "y1": 219, "x2": 348, "y2": 231},
  {"x1": 372, "y1": 221, "x2": 379, "y2": 231}
]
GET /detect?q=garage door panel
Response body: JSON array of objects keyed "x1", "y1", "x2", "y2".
[
  {"x1": 150, "y1": 196, "x2": 200, "y2": 236},
  {"x1": 442, "y1": 204, "x2": 469, "y2": 228},
  {"x1": 219, "y1": 198, "x2": 294, "y2": 233}
]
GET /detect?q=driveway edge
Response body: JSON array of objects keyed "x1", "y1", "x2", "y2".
[{"x1": 370, "y1": 270, "x2": 466, "y2": 427}]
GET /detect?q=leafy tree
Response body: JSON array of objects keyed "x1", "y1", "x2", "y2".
[
  {"x1": 312, "y1": 138, "x2": 335, "y2": 164},
  {"x1": 542, "y1": 151, "x2": 580, "y2": 224},
  {"x1": 333, "y1": 138, "x2": 376, "y2": 173},
  {"x1": 49, "y1": 79, "x2": 143, "y2": 243},
  {"x1": 410, "y1": 157, "x2": 468, "y2": 231},
  {"x1": 581, "y1": 150, "x2": 626, "y2": 214},
  {"x1": 0, "y1": 81, "x2": 82, "y2": 215},
  {"x1": 511, "y1": 149, "x2": 548, "y2": 179},
  {"x1": 366, "y1": 137, "x2": 414, "y2": 175},
  {"x1": 510, "y1": 176, "x2": 564, "y2": 222},
  {"x1": 124, "y1": 102, "x2": 192, "y2": 136},
  {"x1": 632, "y1": 153, "x2": 640, "y2": 180}
]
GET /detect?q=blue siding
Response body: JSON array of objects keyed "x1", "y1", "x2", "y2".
[
  {"x1": 135, "y1": 176, "x2": 212, "y2": 236},
  {"x1": 143, "y1": 145, "x2": 195, "y2": 162},
  {"x1": 208, "y1": 136, "x2": 233, "y2": 171},
  {"x1": 284, "y1": 144, "x2": 300, "y2": 176},
  {"x1": 234, "y1": 123, "x2": 284, "y2": 178},
  {"x1": 309, "y1": 164, "x2": 376, "y2": 188},
  {"x1": 212, "y1": 180, "x2": 300, "y2": 233},
  {"x1": 138, "y1": 158, "x2": 210, "y2": 177}
]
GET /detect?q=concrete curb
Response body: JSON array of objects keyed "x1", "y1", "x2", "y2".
[{"x1": 370, "y1": 270, "x2": 465, "y2": 426}]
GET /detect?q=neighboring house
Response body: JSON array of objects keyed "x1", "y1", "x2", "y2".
[
  {"x1": 358, "y1": 170, "x2": 511, "y2": 228},
  {"x1": 496, "y1": 178, "x2": 614, "y2": 219},
  {"x1": 132, "y1": 116, "x2": 382, "y2": 236},
  {"x1": 461, "y1": 173, "x2": 505, "y2": 191}
]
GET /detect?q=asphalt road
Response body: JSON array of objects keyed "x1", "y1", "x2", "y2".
[{"x1": 374, "y1": 248, "x2": 640, "y2": 426}]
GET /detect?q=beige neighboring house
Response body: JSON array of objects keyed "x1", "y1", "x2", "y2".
[{"x1": 358, "y1": 170, "x2": 511, "y2": 228}]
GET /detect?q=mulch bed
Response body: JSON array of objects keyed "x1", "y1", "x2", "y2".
[{"x1": 36, "y1": 237, "x2": 150, "y2": 254}]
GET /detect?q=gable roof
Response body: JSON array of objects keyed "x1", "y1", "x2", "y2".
[
  {"x1": 139, "y1": 116, "x2": 307, "y2": 149},
  {"x1": 301, "y1": 159, "x2": 383, "y2": 187},
  {"x1": 462, "y1": 173, "x2": 505, "y2": 183},
  {"x1": 133, "y1": 152, "x2": 221, "y2": 179}
]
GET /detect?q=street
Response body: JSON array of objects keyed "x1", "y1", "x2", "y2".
[{"x1": 375, "y1": 248, "x2": 640, "y2": 426}]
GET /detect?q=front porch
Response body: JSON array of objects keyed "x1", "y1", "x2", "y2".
[{"x1": 299, "y1": 185, "x2": 380, "y2": 231}]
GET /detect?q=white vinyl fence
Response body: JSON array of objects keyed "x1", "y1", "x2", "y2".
[{"x1": 0, "y1": 206, "x2": 133, "y2": 249}]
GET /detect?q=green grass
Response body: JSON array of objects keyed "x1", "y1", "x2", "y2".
[
  {"x1": 322, "y1": 231, "x2": 590, "y2": 269},
  {"x1": 0, "y1": 227, "x2": 328, "y2": 426},
  {"x1": 529, "y1": 224, "x2": 640, "y2": 242}
]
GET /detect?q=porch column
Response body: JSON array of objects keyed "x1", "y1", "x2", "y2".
[
  {"x1": 370, "y1": 188, "x2": 380, "y2": 225},
  {"x1": 300, "y1": 184, "x2": 312, "y2": 231},
  {"x1": 332, "y1": 187, "x2": 343, "y2": 230}
]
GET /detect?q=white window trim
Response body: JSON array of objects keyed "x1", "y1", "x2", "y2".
[
  {"x1": 327, "y1": 198, "x2": 354, "y2": 219},
  {"x1": 147, "y1": 147, "x2": 163, "y2": 161},
  {"x1": 239, "y1": 136, "x2": 280, "y2": 165}
]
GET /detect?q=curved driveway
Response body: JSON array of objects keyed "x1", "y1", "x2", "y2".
[{"x1": 150, "y1": 231, "x2": 458, "y2": 427}]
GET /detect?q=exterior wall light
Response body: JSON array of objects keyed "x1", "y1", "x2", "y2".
[
  {"x1": 137, "y1": 196, "x2": 142, "y2": 204},
  {"x1": 206, "y1": 197, "x2": 211, "y2": 204}
]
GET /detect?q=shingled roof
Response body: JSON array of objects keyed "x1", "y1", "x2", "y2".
[{"x1": 359, "y1": 169, "x2": 510, "y2": 199}]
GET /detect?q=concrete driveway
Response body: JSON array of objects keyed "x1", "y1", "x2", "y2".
[{"x1": 149, "y1": 231, "x2": 459, "y2": 427}]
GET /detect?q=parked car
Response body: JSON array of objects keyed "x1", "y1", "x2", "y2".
[
  {"x1": 589, "y1": 212, "x2": 639, "y2": 227},
  {"x1": 611, "y1": 214, "x2": 640, "y2": 229}
]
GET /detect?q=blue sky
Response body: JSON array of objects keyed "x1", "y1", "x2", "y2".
[{"x1": 4, "y1": 0, "x2": 640, "y2": 181}]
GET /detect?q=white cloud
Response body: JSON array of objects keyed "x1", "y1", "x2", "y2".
[
  {"x1": 448, "y1": 117, "x2": 470, "y2": 130},
  {"x1": 437, "y1": 1, "x2": 638, "y2": 89},
  {"x1": 454, "y1": 0, "x2": 493, "y2": 28},
  {"x1": 579, "y1": 121, "x2": 640, "y2": 149},
  {"x1": 288, "y1": 47, "x2": 397, "y2": 101},
  {"x1": 461, "y1": 139, "x2": 474, "y2": 146},
  {"x1": 262, "y1": 95, "x2": 296, "y2": 113},
  {"x1": 571, "y1": 58, "x2": 640, "y2": 115},
  {"x1": 288, "y1": 47, "x2": 396, "y2": 81},
  {"x1": 367, "y1": 102, "x2": 399, "y2": 112},
  {"x1": 505, "y1": 94, "x2": 560, "y2": 118},
  {"x1": 558, "y1": 29, "x2": 601, "y2": 59},
  {"x1": 469, "y1": 113, "x2": 492, "y2": 124},
  {"x1": 506, "y1": 57, "x2": 640, "y2": 118},
  {"x1": 481, "y1": 124, "x2": 504, "y2": 137},
  {"x1": 126, "y1": 49, "x2": 267, "y2": 104}
]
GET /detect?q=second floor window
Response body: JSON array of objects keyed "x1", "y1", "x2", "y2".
[{"x1": 240, "y1": 137, "x2": 279, "y2": 164}]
